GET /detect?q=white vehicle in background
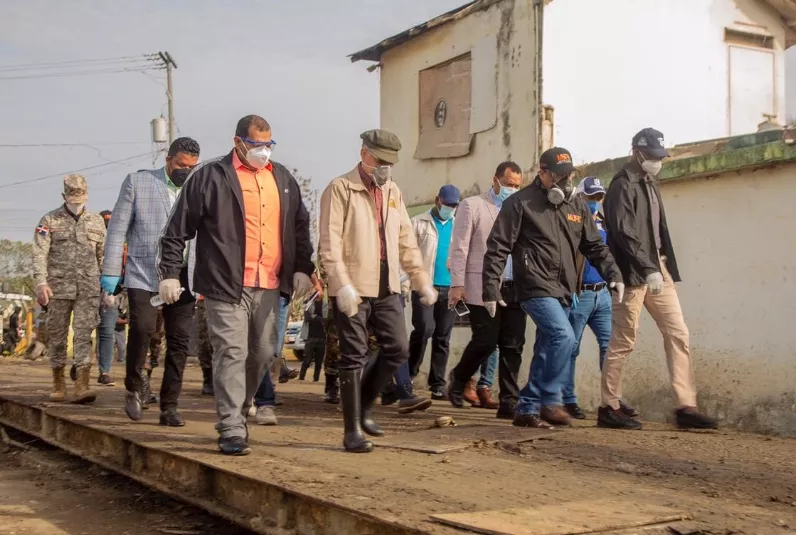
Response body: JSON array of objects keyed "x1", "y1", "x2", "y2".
[{"x1": 283, "y1": 321, "x2": 305, "y2": 359}]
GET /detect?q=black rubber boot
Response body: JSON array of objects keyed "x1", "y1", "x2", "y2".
[
  {"x1": 360, "y1": 360, "x2": 395, "y2": 437},
  {"x1": 201, "y1": 366, "x2": 214, "y2": 396},
  {"x1": 339, "y1": 370, "x2": 373, "y2": 453},
  {"x1": 324, "y1": 373, "x2": 340, "y2": 404}
]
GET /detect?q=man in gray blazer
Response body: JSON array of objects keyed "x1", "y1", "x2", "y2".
[
  {"x1": 447, "y1": 161, "x2": 527, "y2": 418},
  {"x1": 101, "y1": 137, "x2": 200, "y2": 426}
]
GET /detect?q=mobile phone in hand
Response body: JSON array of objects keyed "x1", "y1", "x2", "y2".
[{"x1": 454, "y1": 300, "x2": 470, "y2": 317}]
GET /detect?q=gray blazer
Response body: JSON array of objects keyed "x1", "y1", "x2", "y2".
[
  {"x1": 104, "y1": 167, "x2": 193, "y2": 293},
  {"x1": 449, "y1": 192, "x2": 499, "y2": 306}
]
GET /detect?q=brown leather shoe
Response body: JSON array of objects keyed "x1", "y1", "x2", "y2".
[
  {"x1": 512, "y1": 413, "x2": 554, "y2": 429},
  {"x1": 476, "y1": 387, "x2": 499, "y2": 409},
  {"x1": 540, "y1": 405, "x2": 571, "y2": 426},
  {"x1": 463, "y1": 378, "x2": 481, "y2": 407}
]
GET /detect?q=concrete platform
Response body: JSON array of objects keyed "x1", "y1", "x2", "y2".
[{"x1": 1, "y1": 358, "x2": 796, "y2": 535}]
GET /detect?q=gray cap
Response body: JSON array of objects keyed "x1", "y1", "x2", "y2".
[
  {"x1": 361, "y1": 129, "x2": 402, "y2": 164},
  {"x1": 63, "y1": 174, "x2": 88, "y2": 204}
]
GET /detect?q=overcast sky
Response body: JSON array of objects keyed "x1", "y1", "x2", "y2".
[{"x1": 0, "y1": 0, "x2": 464, "y2": 241}]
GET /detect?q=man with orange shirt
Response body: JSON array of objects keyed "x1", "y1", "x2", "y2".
[{"x1": 158, "y1": 115, "x2": 314, "y2": 456}]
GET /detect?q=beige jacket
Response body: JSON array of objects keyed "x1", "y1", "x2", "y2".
[
  {"x1": 319, "y1": 166, "x2": 430, "y2": 298},
  {"x1": 449, "y1": 192, "x2": 499, "y2": 306}
]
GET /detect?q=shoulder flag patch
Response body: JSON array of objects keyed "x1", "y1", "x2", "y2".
[{"x1": 36, "y1": 225, "x2": 49, "y2": 236}]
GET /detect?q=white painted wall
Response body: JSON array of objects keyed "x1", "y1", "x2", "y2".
[
  {"x1": 379, "y1": 0, "x2": 541, "y2": 207},
  {"x1": 544, "y1": 0, "x2": 787, "y2": 164}
]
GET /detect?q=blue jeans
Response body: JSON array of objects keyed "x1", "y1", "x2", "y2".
[
  {"x1": 516, "y1": 297, "x2": 575, "y2": 416},
  {"x1": 254, "y1": 296, "x2": 291, "y2": 408},
  {"x1": 563, "y1": 289, "x2": 612, "y2": 405},
  {"x1": 97, "y1": 304, "x2": 118, "y2": 375},
  {"x1": 476, "y1": 348, "x2": 499, "y2": 389}
]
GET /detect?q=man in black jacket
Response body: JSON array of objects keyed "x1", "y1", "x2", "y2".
[
  {"x1": 600, "y1": 128, "x2": 716, "y2": 430},
  {"x1": 158, "y1": 115, "x2": 315, "y2": 455},
  {"x1": 484, "y1": 148, "x2": 624, "y2": 429}
]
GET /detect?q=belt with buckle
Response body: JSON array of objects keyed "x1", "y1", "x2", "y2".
[
  {"x1": 581, "y1": 282, "x2": 606, "y2": 291},
  {"x1": 501, "y1": 280, "x2": 515, "y2": 288}
]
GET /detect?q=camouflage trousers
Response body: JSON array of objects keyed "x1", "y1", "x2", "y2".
[
  {"x1": 195, "y1": 300, "x2": 212, "y2": 370},
  {"x1": 145, "y1": 309, "x2": 165, "y2": 371},
  {"x1": 323, "y1": 304, "x2": 378, "y2": 377},
  {"x1": 48, "y1": 297, "x2": 100, "y2": 370}
]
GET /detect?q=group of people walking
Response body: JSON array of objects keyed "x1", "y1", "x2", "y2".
[{"x1": 30, "y1": 115, "x2": 716, "y2": 458}]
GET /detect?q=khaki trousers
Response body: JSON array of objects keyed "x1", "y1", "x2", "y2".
[{"x1": 601, "y1": 261, "x2": 697, "y2": 410}]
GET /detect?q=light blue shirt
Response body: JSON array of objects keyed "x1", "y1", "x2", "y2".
[{"x1": 489, "y1": 189, "x2": 513, "y2": 281}]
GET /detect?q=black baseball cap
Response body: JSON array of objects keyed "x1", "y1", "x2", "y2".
[
  {"x1": 632, "y1": 128, "x2": 669, "y2": 158},
  {"x1": 540, "y1": 147, "x2": 575, "y2": 175}
]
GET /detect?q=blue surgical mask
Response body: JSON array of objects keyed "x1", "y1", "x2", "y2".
[
  {"x1": 496, "y1": 186, "x2": 518, "y2": 204},
  {"x1": 587, "y1": 201, "x2": 601, "y2": 215},
  {"x1": 438, "y1": 205, "x2": 456, "y2": 221}
]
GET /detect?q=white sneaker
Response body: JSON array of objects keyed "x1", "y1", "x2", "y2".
[{"x1": 255, "y1": 405, "x2": 278, "y2": 426}]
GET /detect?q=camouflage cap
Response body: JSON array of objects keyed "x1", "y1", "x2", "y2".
[
  {"x1": 63, "y1": 174, "x2": 88, "y2": 204},
  {"x1": 361, "y1": 129, "x2": 402, "y2": 165}
]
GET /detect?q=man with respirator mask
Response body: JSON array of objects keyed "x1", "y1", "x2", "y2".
[
  {"x1": 102, "y1": 137, "x2": 200, "y2": 427},
  {"x1": 33, "y1": 174, "x2": 106, "y2": 404},
  {"x1": 319, "y1": 129, "x2": 436, "y2": 453},
  {"x1": 158, "y1": 115, "x2": 314, "y2": 456},
  {"x1": 600, "y1": 128, "x2": 717, "y2": 430},
  {"x1": 484, "y1": 148, "x2": 624, "y2": 429}
]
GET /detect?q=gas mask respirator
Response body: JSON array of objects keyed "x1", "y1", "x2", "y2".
[{"x1": 546, "y1": 174, "x2": 573, "y2": 206}]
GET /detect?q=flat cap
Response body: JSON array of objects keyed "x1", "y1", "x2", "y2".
[
  {"x1": 361, "y1": 129, "x2": 402, "y2": 165},
  {"x1": 63, "y1": 174, "x2": 88, "y2": 204}
]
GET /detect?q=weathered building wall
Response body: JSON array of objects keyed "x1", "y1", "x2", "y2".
[
  {"x1": 544, "y1": 0, "x2": 787, "y2": 165},
  {"x1": 412, "y1": 145, "x2": 796, "y2": 436},
  {"x1": 379, "y1": 0, "x2": 541, "y2": 207}
]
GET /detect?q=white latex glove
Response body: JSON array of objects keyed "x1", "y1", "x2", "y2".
[
  {"x1": 418, "y1": 285, "x2": 438, "y2": 306},
  {"x1": 36, "y1": 283, "x2": 53, "y2": 307},
  {"x1": 336, "y1": 284, "x2": 361, "y2": 318},
  {"x1": 292, "y1": 272, "x2": 313, "y2": 300},
  {"x1": 158, "y1": 279, "x2": 182, "y2": 305},
  {"x1": 609, "y1": 282, "x2": 625, "y2": 303},
  {"x1": 101, "y1": 291, "x2": 116, "y2": 308},
  {"x1": 645, "y1": 272, "x2": 664, "y2": 295},
  {"x1": 484, "y1": 301, "x2": 497, "y2": 318}
]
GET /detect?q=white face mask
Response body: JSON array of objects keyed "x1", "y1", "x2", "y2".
[
  {"x1": 641, "y1": 159, "x2": 662, "y2": 177},
  {"x1": 66, "y1": 203, "x2": 85, "y2": 214},
  {"x1": 244, "y1": 146, "x2": 272, "y2": 170}
]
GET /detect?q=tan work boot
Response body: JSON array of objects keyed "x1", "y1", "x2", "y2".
[
  {"x1": 72, "y1": 366, "x2": 97, "y2": 404},
  {"x1": 49, "y1": 367, "x2": 66, "y2": 402}
]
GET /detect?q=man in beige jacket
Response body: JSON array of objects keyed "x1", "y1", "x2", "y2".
[{"x1": 319, "y1": 129, "x2": 437, "y2": 453}]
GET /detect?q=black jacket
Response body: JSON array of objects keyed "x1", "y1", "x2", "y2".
[
  {"x1": 159, "y1": 151, "x2": 315, "y2": 304},
  {"x1": 603, "y1": 163, "x2": 680, "y2": 286},
  {"x1": 483, "y1": 178, "x2": 622, "y2": 306}
]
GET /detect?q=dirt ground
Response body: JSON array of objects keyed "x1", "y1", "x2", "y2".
[
  {"x1": 0, "y1": 432, "x2": 255, "y2": 535},
  {"x1": 1, "y1": 357, "x2": 796, "y2": 535}
]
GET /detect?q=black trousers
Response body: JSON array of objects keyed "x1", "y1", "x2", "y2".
[
  {"x1": 124, "y1": 269, "x2": 195, "y2": 411},
  {"x1": 452, "y1": 285, "x2": 526, "y2": 408},
  {"x1": 300, "y1": 340, "x2": 325, "y2": 381},
  {"x1": 408, "y1": 286, "x2": 456, "y2": 389}
]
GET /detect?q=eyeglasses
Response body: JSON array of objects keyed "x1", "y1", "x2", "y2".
[{"x1": 239, "y1": 137, "x2": 277, "y2": 149}]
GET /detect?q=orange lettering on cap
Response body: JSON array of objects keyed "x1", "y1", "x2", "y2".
[{"x1": 557, "y1": 153, "x2": 572, "y2": 163}]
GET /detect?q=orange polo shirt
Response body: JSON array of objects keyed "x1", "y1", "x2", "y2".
[{"x1": 233, "y1": 151, "x2": 282, "y2": 289}]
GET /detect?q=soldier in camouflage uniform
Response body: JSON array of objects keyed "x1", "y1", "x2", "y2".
[{"x1": 33, "y1": 175, "x2": 105, "y2": 404}]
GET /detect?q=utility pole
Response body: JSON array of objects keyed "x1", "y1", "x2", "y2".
[{"x1": 157, "y1": 51, "x2": 178, "y2": 145}]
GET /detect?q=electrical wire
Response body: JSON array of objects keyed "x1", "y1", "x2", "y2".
[
  {"x1": 0, "y1": 55, "x2": 159, "y2": 72},
  {"x1": 0, "y1": 142, "x2": 150, "y2": 148},
  {"x1": 0, "y1": 65, "x2": 164, "y2": 81},
  {"x1": 0, "y1": 152, "x2": 153, "y2": 189}
]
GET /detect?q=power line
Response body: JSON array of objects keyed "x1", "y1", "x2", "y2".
[
  {"x1": 0, "y1": 65, "x2": 163, "y2": 81},
  {"x1": 0, "y1": 55, "x2": 159, "y2": 72},
  {"x1": 0, "y1": 142, "x2": 150, "y2": 148},
  {"x1": 0, "y1": 152, "x2": 153, "y2": 190}
]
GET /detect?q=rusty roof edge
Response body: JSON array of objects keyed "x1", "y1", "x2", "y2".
[{"x1": 348, "y1": 0, "x2": 503, "y2": 63}]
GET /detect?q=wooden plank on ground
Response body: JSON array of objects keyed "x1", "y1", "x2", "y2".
[
  {"x1": 376, "y1": 424, "x2": 554, "y2": 454},
  {"x1": 431, "y1": 499, "x2": 690, "y2": 535}
]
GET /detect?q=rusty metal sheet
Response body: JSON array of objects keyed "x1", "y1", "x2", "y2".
[{"x1": 414, "y1": 55, "x2": 473, "y2": 160}]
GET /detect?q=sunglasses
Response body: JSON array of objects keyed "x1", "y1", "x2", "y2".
[{"x1": 239, "y1": 137, "x2": 277, "y2": 149}]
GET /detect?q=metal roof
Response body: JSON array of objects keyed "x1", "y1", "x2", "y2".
[{"x1": 349, "y1": 0, "x2": 505, "y2": 63}]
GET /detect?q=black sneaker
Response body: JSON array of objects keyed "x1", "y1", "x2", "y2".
[
  {"x1": 619, "y1": 400, "x2": 639, "y2": 417},
  {"x1": 218, "y1": 436, "x2": 251, "y2": 456},
  {"x1": 565, "y1": 403, "x2": 586, "y2": 419},
  {"x1": 159, "y1": 409, "x2": 185, "y2": 427},
  {"x1": 597, "y1": 406, "x2": 642, "y2": 430},
  {"x1": 397, "y1": 396, "x2": 432, "y2": 414},
  {"x1": 97, "y1": 374, "x2": 116, "y2": 386},
  {"x1": 430, "y1": 387, "x2": 447, "y2": 401},
  {"x1": 496, "y1": 404, "x2": 516, "y2": 420},
  {"x1": 675, "y1": 408, "x2": 718, "y2": 430},
  {"x1": 201, "y1": 382, "x2": 214, "y2": 396}
]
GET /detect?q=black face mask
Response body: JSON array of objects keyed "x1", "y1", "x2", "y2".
[{"x1": 170, "y1": 168, "x2": 191, "y2": 187}]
